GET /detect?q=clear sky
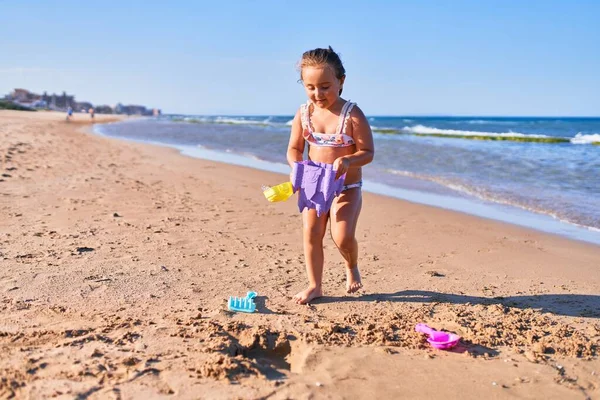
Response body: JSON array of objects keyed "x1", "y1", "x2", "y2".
[{"x1": 1, "y1": 0, "x2": 598, "y2": 116}]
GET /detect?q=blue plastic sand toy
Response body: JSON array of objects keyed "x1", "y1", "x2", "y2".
[{"x1": 228, "y1": 291, "x2": 257, "y2": 313}]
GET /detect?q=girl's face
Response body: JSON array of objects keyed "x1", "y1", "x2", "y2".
[{"x1": 301, "y1": 65, "x2": 345, "y2": 109}]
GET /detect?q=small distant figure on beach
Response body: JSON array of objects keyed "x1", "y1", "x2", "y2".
[
  {"x1": 66, "y1": 106, "x2": 73, "y2": 121},
  {"x1": 89, "y1": 107, "x2": 95, "y2": 120},
  {"x1": 287, "y1": 47, "x2": 375, "y2": 304}
]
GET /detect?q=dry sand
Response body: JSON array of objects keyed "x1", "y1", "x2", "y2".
[{"x1": 1, "y1": 110, "x2": 599, "y2": 399}]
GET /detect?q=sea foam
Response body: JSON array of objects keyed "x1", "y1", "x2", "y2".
[
  {"x1": 571, "y1": 133, "x2": 600, "y2": 144},
  {"x1": 400, "y1": 124, "x2": 549, "y2": 138}
]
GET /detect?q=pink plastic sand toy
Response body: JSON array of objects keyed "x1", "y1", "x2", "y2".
[{"x1": 415, "y1": 323, "x2": 461, "y2": 350}]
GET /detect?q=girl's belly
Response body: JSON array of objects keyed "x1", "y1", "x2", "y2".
[{"x1": 307, "y1": 146, "x2": 362, "y2": 184}]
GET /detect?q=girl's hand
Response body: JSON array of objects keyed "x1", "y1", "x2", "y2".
[{"x1": 333, "y1": 157, "x2": 350, "y2": 179}]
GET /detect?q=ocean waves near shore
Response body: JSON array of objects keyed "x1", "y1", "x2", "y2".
[
  {"x1": 97, "y1": 114, "x2": 600, "y2": 236},
  {"x1": 375, "y1": 124, "x2": 600, "y2": 144},
  {"x1": 171, "y1": 114, "x2": 600, "y2": 145}
]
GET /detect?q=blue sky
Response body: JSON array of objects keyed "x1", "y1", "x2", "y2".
[{"x1": 1, "y1": 0, "x2": 598, "y2": 116}]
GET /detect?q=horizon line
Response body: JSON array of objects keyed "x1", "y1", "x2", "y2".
[{"x1": 163, "y1": 112, "x2": 600, "y2": 119}]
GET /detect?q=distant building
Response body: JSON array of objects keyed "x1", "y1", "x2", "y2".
[
  {"x1": 95, "y1": 105, "x2": 113, "y2": 114},
  {"x1": 4, "y1": 88, "x2": 158, "y2": 115},
  {"x1": 9, "y1": 88, "x2": 39, "y2": 101},
  {"x1": 7, "y1": 89, "x2": 44, "y2": 109},
  {"x1": 31, "y1": 100, "x2": 48, "y2": 108},
  {"x1": 114, "y1": 103, "x2": 155, "y2": 116},
  {"x1": 76, "y1": 102, "x2": 93, "y2": 112},
  {"x1": 127, "y1": 105, "x2": 148, "y2": 115},
  {"x1": 40, "y1": 91, "x2": 75, "y2": 110}
]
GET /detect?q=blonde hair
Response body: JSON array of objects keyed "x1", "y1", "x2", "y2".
[{"x1": 298, "y1": 46, "x2": 346, "y2": 95}]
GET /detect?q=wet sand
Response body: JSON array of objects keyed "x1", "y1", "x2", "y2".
[{"x1": 1, "y1": 110, "x2": 599, "y2": 399}]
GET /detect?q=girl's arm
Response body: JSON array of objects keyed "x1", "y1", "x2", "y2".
[
  {"x1": 286, "y1": 109, "x2": 305, "y2": 168},
  {"x1": 333, "y1": 106, "x2": 375, "y2": 177}
]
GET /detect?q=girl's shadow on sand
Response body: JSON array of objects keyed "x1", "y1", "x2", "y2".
[{"x1": 314, "y1": 290, "x2": 600, "y2": 318}]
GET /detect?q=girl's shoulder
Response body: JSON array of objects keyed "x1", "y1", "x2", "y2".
[
  {"x1": 347, "y1": 103, "x2": 368, "y2": 124},
  {"x1": 298, "y1": 101, "x2": 311, "y2": 110},
  {"x1": 298, "y1": 102, "x2": 312, "y2": 129}
]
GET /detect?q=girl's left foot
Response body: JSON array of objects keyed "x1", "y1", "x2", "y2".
[{"x1": 346, "y1": 266, "x2": 363, "y2": 293}]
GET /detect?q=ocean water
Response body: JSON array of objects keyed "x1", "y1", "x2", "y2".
[{"x1": 95, "y1": 115, "x2": 600, "y2": 244}]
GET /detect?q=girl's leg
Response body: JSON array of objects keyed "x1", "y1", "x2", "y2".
[
  {"x1": 330, "y1": 188, "x2": 363, "y2": 293},
  {"x1": 293, "y1": 208, "x2": 329, "y2": 304}
]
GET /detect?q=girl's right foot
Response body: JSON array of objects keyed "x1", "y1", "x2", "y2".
[{"x1": 293, "y1": 286, "x2": 323, "y2": 304}]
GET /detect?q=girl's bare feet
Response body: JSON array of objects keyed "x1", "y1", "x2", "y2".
[
  {"x1": 293, "y1": 286, "x2": 323, "y2": 304},
  {"x1": 346, "y1": 266, "x2": 363, "y2": 293}
]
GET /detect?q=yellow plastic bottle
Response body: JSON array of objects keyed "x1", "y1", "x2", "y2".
[{"x1": 263, "y1": 182, "x2": 294, "y2": 202}]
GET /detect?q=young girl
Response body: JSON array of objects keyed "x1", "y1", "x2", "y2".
[{"x1": 287, "y1": 47, "x2": 375, "y2": 305}]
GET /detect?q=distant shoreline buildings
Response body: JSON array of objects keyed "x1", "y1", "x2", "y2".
[{"x1": 2, "y1": 88, "x2": 161, "y2": 116}]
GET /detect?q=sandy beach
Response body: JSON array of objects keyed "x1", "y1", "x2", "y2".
[{"x1": 1, "y1": 110, "x2": 599, "y2": 399}]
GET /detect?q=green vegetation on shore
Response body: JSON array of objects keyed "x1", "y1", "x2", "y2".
[
  {"x1": 0, "y1": 100, "x2": 36, "y2": 111},
  {"x1": 413, "y1": 133, "x2": 570, "y2": 143},
  {"x1": 372, "y1": 128, "x2": 570, "y2": 144},
  {"x1": 372, "y1": 128, "x2": 400, "y2": 134}
]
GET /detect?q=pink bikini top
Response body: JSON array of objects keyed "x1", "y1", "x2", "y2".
[{"x1": 300, "y1": 100, "x2": 356, "y2": 147}]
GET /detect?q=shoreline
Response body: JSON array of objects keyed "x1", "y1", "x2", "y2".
[
  {"x1": 93, "y1": 122, "x2": 600, "y2": 246},
  {"x1": 1, "y1": 110, "x2": 599, "y2": 399}
]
